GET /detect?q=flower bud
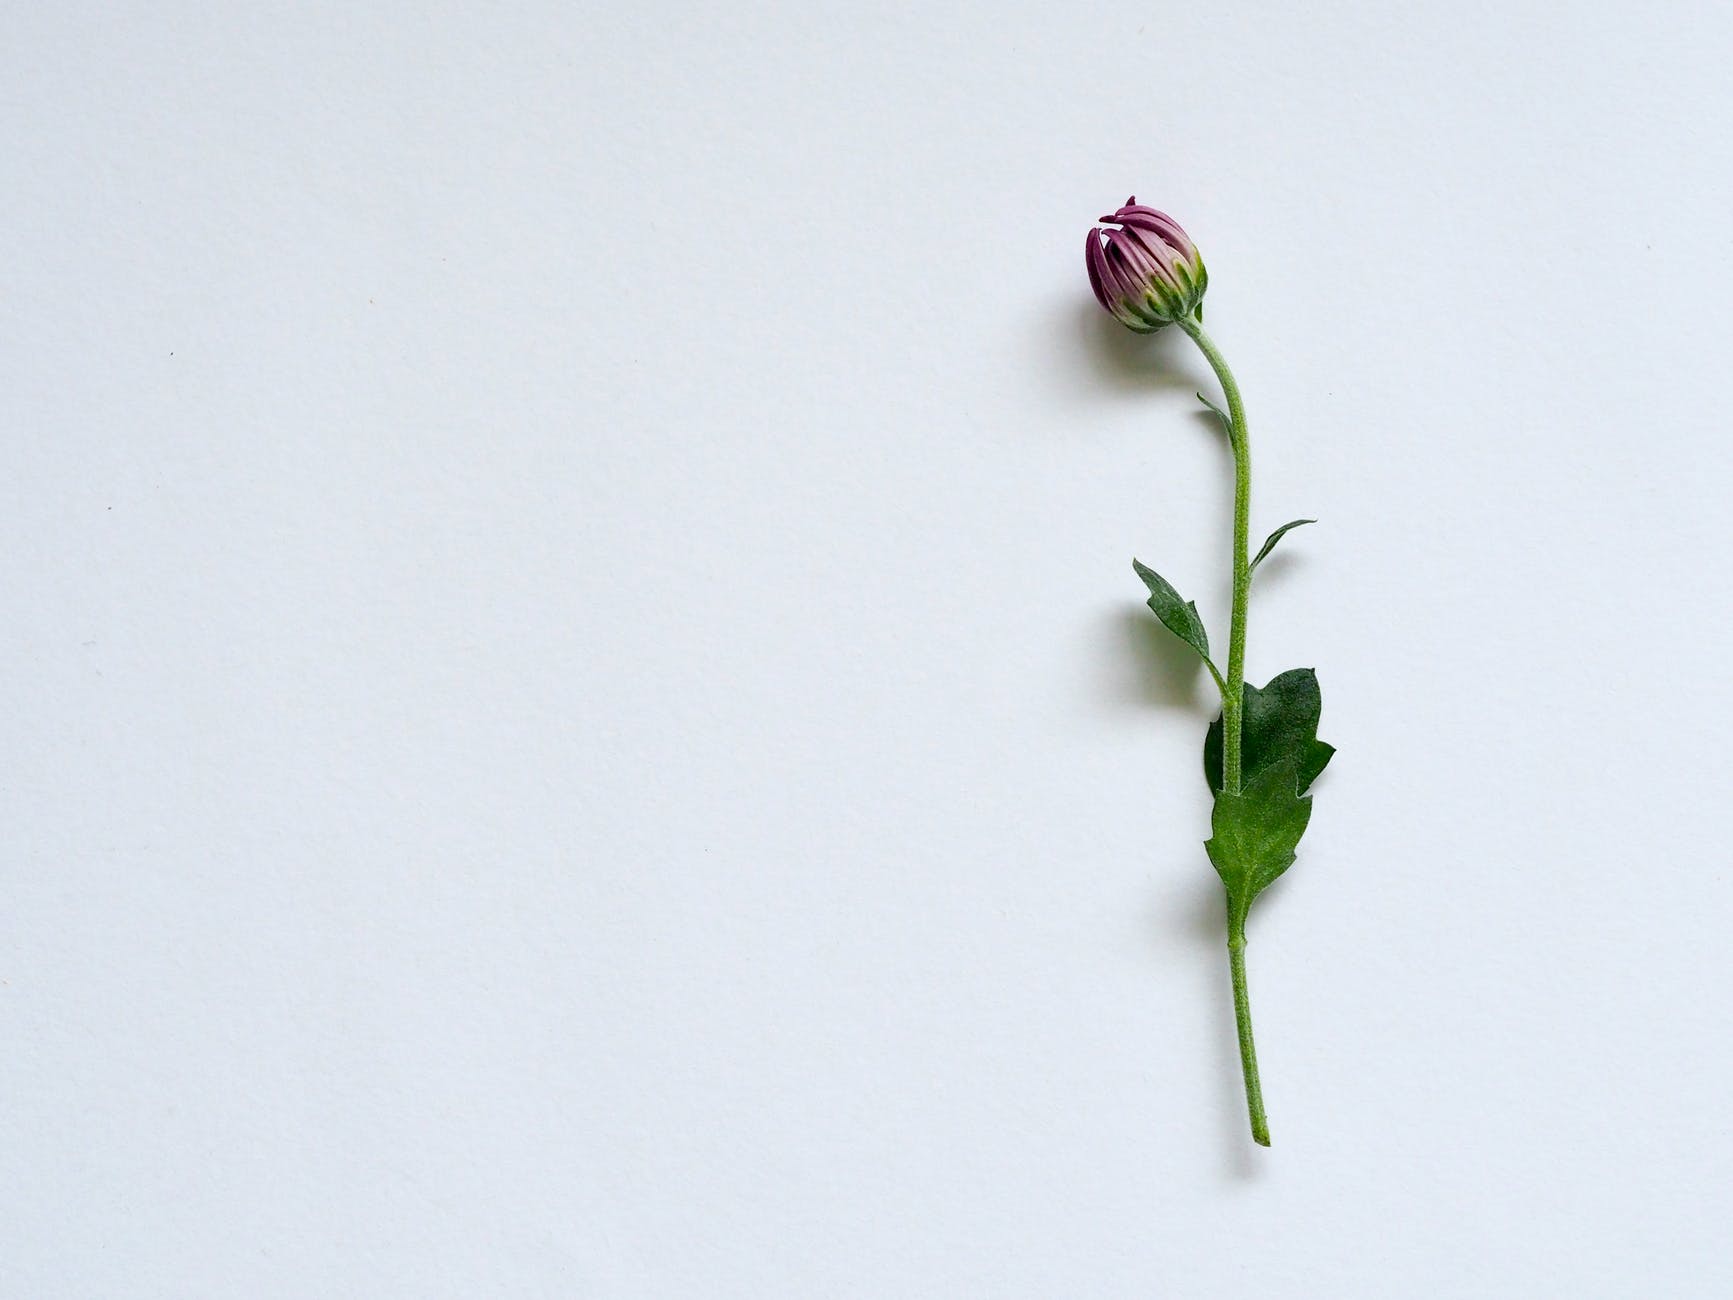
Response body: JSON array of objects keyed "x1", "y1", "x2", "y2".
[{"x1": 1085, "y1": 198, "x2": 1207, "y2": 332}]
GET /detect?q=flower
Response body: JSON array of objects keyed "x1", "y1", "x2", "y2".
[{"x1": 1085, "y1": 199, "x2": 1208, "y2": 332}]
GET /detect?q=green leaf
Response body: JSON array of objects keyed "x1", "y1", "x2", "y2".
[
  {"x1": 1250, "y1": 519, "x2": 1315, "y2": 572},
  {"x1": 1195, "y1": 391, "x2": 1231, "y2": 436},
  {"x1": 1132, "y1": 559, "x2": 1214, "y2": 666},
  {"x1": 1205, "y1": 756, "x2": 1314, "y2": 922},
  {"x1": 1204, "y1": 668, "x2": 1334, "y2": 796}
]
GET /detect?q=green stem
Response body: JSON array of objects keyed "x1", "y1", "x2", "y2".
[
  {"x1": 1179, "y1": 315, "x2": 1268, "y2": 1146},
  {"x1": 1227, "y1": 916, "x2": 1270, "y2": 1146},
  {"x1": 1178, "y1": 317, "x2": 1251, "y2": 794}
]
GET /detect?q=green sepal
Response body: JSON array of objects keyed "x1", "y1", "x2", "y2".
[
  {"x1": 1195, "y1": 391, "x2": 1231, "y2": 436},
  {"x1": 1132, "y1": 559, "x2": 1214, "y2": 666},
  {"x1": 1206, "y1": 755, "x2": 1313, "y2": 926},
  {"x1": 1250, "y1": 519, "x2": 1315, "y2": 572},
  {"x1": 1204, "y1": 668, "x2": 1334, "y2": 796}
]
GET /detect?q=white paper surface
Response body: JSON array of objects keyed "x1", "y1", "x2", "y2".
[{"x1": 5, "y1": 1, "x2": 1731, "y2": 1295}]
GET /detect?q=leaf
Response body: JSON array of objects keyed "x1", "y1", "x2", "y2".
[
  {"x1": 1132, "y1": 559, "x2": 1214, "y2": 665},
  {"x1": 1249, "y1": 519, "x2": 1314, "y2": 572},
  {"x1": 1204, "y1": 668, "x2": 1334, "y2": 796},
  {"x1": 1205, "y1": 756, "x2": 1314, "y2": 924},
  {"x1": 1195, "y1": 391, "x2": 1231, "y2": 436}
]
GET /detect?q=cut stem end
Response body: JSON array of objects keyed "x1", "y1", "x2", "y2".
[{"x1": 1228, "y1": 932, "x2": 1270, "y2": 1147}]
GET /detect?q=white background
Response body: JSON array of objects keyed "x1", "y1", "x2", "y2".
[{"x1": 5, "y1": 1, "x2": 1732, "y2": 1295}]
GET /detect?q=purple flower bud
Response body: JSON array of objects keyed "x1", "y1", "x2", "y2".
[{"x1": 1085, "y1": 198, "x2": 1208, "y2": 333}]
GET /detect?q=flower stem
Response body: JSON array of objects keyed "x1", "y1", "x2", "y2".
[
  {"x1": 1179, "y1": 315, "x2": 1269, "y2": 1145},
  {"x1": 1178, "y1": 317, "x2": 1251, "y2": 793},
  {"x1": 1227, "y1": 915, "x2": 1270, "y2": 1146}
]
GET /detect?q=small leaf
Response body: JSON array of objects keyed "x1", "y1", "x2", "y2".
[
  {"x1": 1205, "y1": 668, "x2": 1334, "y2": 796},
  {"x1": 1132, "y1": 559, "x2": 1213, "y2": 664},
  {"x1": 1205, "y1": 756, "x2": 1314, "y2": 923},
  {"x1": 1250, "y1": 519, "x2": 1315, "y2": 573},
  {"x1": 1195, "y1": 391, "x2": 1231, "y2": 436}
]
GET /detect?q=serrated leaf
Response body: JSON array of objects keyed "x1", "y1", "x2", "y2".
[
  {"x1": 1195, "y1": 391, "x2": 1231, "y2": 436},
  {"x1": 1206, "y1": 756, "x2": 1313, "y2": 925},
  {"x1": 1132, "y1": 558, "x2": 1213, "y2": 664},
  {"x1": 1205, "y1": 668, "x2": 1334, "y2": 796},
  {"x1": 1249, "y1": 519, "x2": 1314, "y2": 572}
]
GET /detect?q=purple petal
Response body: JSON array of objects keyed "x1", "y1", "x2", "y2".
[
  {"x1": 1103, "y1": 242, "x2": 1164, "y2": 326},
  {"x1": 1117, "y1": 224, "x2": 1180, "y2": 280},
  {"x1": 1084, "y1": 231, "x2": 1113, "y2": 311},
  {"x1": 1116, "y1": 208, "x2": 1196, "y2": 260}
]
